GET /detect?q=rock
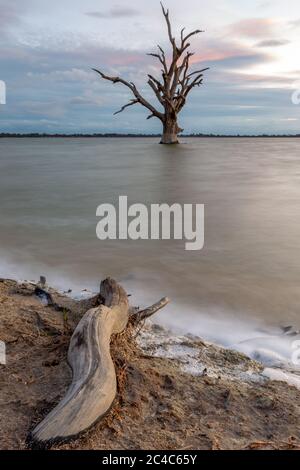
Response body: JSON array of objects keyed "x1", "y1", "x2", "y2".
[{"x1": 34, "y1": 288, "x2": 54, "y2": 307}]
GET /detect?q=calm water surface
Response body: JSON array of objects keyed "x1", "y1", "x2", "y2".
[{"x1": 1, "y1": 137, "x2": 300, "y2": 349}]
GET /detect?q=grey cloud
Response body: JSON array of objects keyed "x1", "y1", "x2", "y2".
[
  {"x1": 289, "y1": 19, "x2": 300, "y2": 28},
  {"x1": 70, "y1": 94, "x2": 104, "y2": 106},
  {"x1": 0, "y1": 0, "x2": 27, "y2": 39},
  {"x1": 256, "y1": 39, "x2": 290, "y2": 47},
  {"x1": 85, "y1": 7, "x2": 140, "y2": 19},
  {"x1": 15, "y1": 100, "x2": 66, "y2": 118},
  {"x1": 211, "y1": 68, "x2": 297, "y2": 89},
  {"x1": 206, "y1": 52, "x2": 273, "y2": 71},
  {"x1": 0, "y1": 2, "x2": 20, "y2": 26},
  {"x1": 27, "y1": 68, "x2": 96, "y2": 82}
]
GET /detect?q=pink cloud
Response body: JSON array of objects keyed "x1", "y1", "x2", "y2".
[
  {"x1": 105, "y1": 51, "x2": 146, "y2": 67},
  {"x1": 189, "y1": 39, "x2": 271, "y2": 66},
  {"x1": 191, "y1": 48, "x2": 241, "y2": 63},
  {"x1": 228, "y1": 18, "x2": 276, "y2": 39}
]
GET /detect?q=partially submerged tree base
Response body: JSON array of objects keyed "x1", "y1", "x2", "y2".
[
  {"x1": 28, "y1": 278, "x2": 169, "y2": 449},
  {"x1": 160, "y1": 134, "x2": 180, "y2": 145},
  {"x1": 160, "y1": 123, "x2": 182, "y2": 144}
]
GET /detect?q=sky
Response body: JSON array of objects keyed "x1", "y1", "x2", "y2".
[{"x1": 0, "y1": 0, "x2": 300, "y2": 134}]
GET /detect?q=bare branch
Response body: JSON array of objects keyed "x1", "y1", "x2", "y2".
[
  {"x1": 148, "y1": 77, "x2": 165, "y2": 106},
  {"x1": 147, "y1": 52, "x2": 161, "y2": 60},
  {"x1": 148, "y1": 74, "x2": 163, "y2": 90},
  {"x1": 180, "y1": 27, "x2": 186, "y2": 43},
  {"x1": 160, "y1": 2, "x2": 176, "y2": 49},
  {"x1": 176, "y1": 72, "x2": 205, "y2": 113},
  {"x1": 170, "y1": 66, "x2": 181, "y2": 97},
  {"x1": 188, "y1": 73, "x2": 205, "y2": 88},
  {"x1": 178, "y1": 51, "x2": 194, "y2": 83},
  {"x1": 92, "y1": 68, "x2": 164, "y2": 121},
  {"x1": 132, "y1": 297, "x2": 170, "y2": 324},
  {"x1": 157, "y1": 45, "x2": 168, "y2": 74},
  {"x1": 182, "y1": 29, "x2": 204, "y2": 44},
  {"x1": 187, "y1": 67, "x2": 210, "y2": 79},
  {"x1": 92, "y1": 68, "x2": 130, "y2": 87},
  {"x1": 147, "y1": 52, "x2": 167, "y2": 77},
  {"x1": 181, "y1": 42, "x2": 191, "y2": 54},
  {"x1": 114, "y1": 99, "x2": 139, "y2": 115},
  {"x1": 157, "y1": 44, "x2": 166, "y2": 55}
]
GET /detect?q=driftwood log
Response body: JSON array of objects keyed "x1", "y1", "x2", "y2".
[{"x1": 29, "y1": 278, "x2": 169, "y2": 448}]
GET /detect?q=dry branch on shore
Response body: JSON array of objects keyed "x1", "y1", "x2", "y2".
[{"x1": 29, "y1": 278, "x2": 169, "y2": 448}]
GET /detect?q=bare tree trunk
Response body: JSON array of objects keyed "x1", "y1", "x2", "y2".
[
  {"x1": 28, "y1": 278, "x2": 170, "y2": 449},
  {"x1": 160, "y1": 118, "x2": 181, "y2": 145},
  {"x1": 93, "y1": 4, "x2": 208, "y2": 146}
]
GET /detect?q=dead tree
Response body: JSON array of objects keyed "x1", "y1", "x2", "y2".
[
  {"x1": 29, "y1": 278, "x2": 169, "y2": 448},
  {"x1": 93, "y1": 3, "x2": 208, "y2": 144}
]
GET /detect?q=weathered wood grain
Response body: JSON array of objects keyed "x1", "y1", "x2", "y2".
[{"x1": 30, "y1": 278, "x2": 129, "y2": 448}]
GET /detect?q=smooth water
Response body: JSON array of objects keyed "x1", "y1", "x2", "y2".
[{"x1": 1, "y1": 137, "x2": 300, "y2": 362}]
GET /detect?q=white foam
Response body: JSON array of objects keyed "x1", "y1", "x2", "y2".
[
  {"x1": 263, "y1": 368, "x2": 300, "y2": 390},
  {"x1": 2, "y1": 252, "x2": 300, "y2": 382}
]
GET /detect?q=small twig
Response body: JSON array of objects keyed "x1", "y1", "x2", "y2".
[
  {"x1": 132, "y1": 297, "x2": 170, "y2": 324},
  {"x1": 133, "y1": 319, "x2": 146, "y2": 339}
]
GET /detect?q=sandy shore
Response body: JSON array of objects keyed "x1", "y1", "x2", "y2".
[{"x1": 0, "y1": 278, "x2": 299, "y2": 450}]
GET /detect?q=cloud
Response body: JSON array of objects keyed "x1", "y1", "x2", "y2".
[
  {"x1": 85, "y1": 6, "x2": 140, "y2": 19},
  {"x1": 27, "y1": 68, "x2": 96, "y2": 82},
  {"x1": 289, "y1": 19, "x2": 300, "y2": 28},
  {"x1": 69, "y1": 91, "x2": 104, "y2": 106},
  {"x1": 0, "y1": 2, "x2": 21, "y2": 26},
  {"x1": 0, "y1": 0, "x2": 28, "y2": 39},
  {"x1": 256, "y1": 39, "x2": 290, "y2": 47},
  {"x1": 189, "y1": 35, "x2": 273, "y2": 71},
  {"x1": 16, "y1": 101, "x2": 66, "y2": 118},
  {"x1": 229, "y1": 18, "x2": 276, "y2": 39},
  {"x1": 1, "y1": 1, "x2": 299, "y2": 135},
  {"x1": 229, "y1": 71, "x2": 298, "y2": 88}
]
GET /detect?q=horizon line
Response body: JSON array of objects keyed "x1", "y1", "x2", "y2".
[{"x1": 1, "y1": 132, "x2": 300, "y2": 138}]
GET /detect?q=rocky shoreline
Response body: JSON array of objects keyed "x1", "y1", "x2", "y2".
[{"x1": 0, "y1": 278, "x2": 299, "y2": 450}]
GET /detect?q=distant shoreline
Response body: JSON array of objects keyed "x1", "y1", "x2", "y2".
[{"x1": 1, "y1": 133, "x2": 300, "y2": 139}]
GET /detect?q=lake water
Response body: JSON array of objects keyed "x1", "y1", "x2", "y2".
[{"x1": 1, "y1": 137, "x2": 300, "y2": 364}]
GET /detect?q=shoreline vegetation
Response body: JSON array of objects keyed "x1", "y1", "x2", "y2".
[
  {"x1": 1, "y1": 277, "x2": 300, "y2": 450},
  {"x1": 1, "y1": 133, "x2": 300, "y2": 138}
]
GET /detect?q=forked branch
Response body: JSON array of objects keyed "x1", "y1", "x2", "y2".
[
  {"x1": 132, "y1": 297, "x2": 170, "y2": 324},
  {"x1": 114, "y1": 99, "x2": 139, "y2": 115},
  {"x1": 92, "y1": 68, "x2": 164, "y2": 121}
]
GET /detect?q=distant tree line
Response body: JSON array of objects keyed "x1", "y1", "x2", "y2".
[{"x1": 1, "y1": 133, "x2": 300, "y2": 138}]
